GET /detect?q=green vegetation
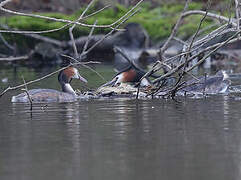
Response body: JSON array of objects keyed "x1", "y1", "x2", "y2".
[{"x1": 0, "y1": 2, "x2": 218, "y2": 42}]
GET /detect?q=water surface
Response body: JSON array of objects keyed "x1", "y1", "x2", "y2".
[{"x1": 1, "y1": 66, "x2": 241, "y2": 180}]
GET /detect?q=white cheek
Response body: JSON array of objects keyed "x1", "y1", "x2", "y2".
[
  {"x1": 222, "y1": 71, "x2": 229, "y2": 80},
  {"x1": 115, "y1": 74, "x2": 124, "y2": 85},
  {"x1": 141, "y1": 78, "x2": 151, "y2": 86},
  {"x1": 72, "y1": 68, "x2": 79, "y2": 78}
]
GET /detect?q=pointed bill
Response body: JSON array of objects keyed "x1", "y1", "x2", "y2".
[
  {"x1": 78, "y1": 73, "x2": 88, "y2": 83},
  {"x1": 72, "y1": 68, "x2": 88, "y2": 83}
]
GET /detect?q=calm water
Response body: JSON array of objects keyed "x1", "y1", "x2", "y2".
[{"x1": 1, "y1": 66, "x2": 241, "y2": 180}]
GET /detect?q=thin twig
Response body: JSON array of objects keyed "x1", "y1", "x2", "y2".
[
  {"x1": 0, "y1": 61, "x2": 100, "y2": 98},
  {"x1": 21, "y1": 76, "x2": 33, "y2": 111},
  {"x1": 182, "y1": 10, "x2": 236, "y2": 26},
  {"x1": 161, "y1": 0, "x2": 190, "y2": 54},
  {"x1": 82, "y1": 5, "x2": 111, "y2": 20},
  {"x1": 60, "y1": 54, "x2": 105, "y2": 81},
  {"x1": 188, "y1": 22, "x2": 220, "y2": 42},
  {"x1": 235, "y1": 0, "x2": 240, "y2": 38},
  {"x1": 0, "y1": 55, "x2": 29, "y2": 61},
  {"x1": 69, "y1": 28, "x2": 79, "y2": 58},
  {"x1": 174, "y1": 10, "x2": 208, "y2": 96},
  {"x1": 83, "y1": 7, "x2": 141, "y2": 56},
  {"x1": 81, "y1": 20, "x2": 98, "y2": 57},
  {"x1": 186, "y1": 31, "x2": 241, "y2": 72},
  {"x1": 0, "y1": 0, "x2": 144, "y2": 33},
  {"x1": 163, "y1": 27, "x2": 236, "y2": 67},
  {"x1": 0, "y1": 33, "x2": 14, "y2": 50},
  {"x1": 188, "y1": 11, "x2": 208, "y2": 51},
  {"x1": 69, "y1": 0, "x2": 96, "y2": 58},
  {"x1": 192, "y1": 24, "x2": 229, "y2": 47},
  {"x1": 153, "y1": 30, "x2": 241, "y2": 84}
]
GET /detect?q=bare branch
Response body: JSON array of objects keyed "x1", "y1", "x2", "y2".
[
  {"x1": 69, "y1": 0, "x2": 96, "y2": 58},
  {"x1": 21, "y1": 76, "x2": 33, "y2": 110},
  {"x1": 168, "y1": 11, "x2": 208, "y2": 98},
  {"x1": 61, "y1": 54, "x2": 105, "y2": 81},
  {"x1": 0, "y1": 33, "x2": 14, "y2": 50},
  {"x1": 0, "y1": 61, "x2": 100, "y2": 97},
  {"x1": 161, "y1": 0, "x2": 190, "y2": 54},
  {"x1": 235, "y1": 0, "x2": 240, "y2": 38},
  {"x1": 83, "y1": 7, "x2": 141, "y2": 56},
  {"x1": 182, "y1": 10, "x2": 236, "y2": 26},
  {"x1": 186, "y1": 30, "x2": 241, "y2": 72},
  {"x1": 0, "y1": 54, "x2": 29, "y2": 61},
  {"x1": 0, "y1": 0, "x2": 144, "y2": 34},
  {"x1": 153, "y1": 30, "x2": 241, "y2": 84},
  {"x1": 188, "y1": 11, "x2": 208, "y2": 51},
  {"x1": 82, "y1": 5, "x2": 111, "y2": 20},
  {"x1": 81, "y1": 20, "x2": 98, "y2": 56}
]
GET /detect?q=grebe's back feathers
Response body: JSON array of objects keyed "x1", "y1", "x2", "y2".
[{"x1": 11, "y1": 89, "x2": 77, "y2": 103}]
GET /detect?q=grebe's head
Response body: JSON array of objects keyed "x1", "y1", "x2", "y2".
[
  {"x1": 101, "y1": 68, "x2": 138, "y2": 87},
  {"x1": 219, "y1": 70, "x2": 229, "y2": 80},
  {"x1": 58, "y1": 66, "x2": 87, "y2": 84},
  {"x1": 101, "y1": 67, "x2": 150, "y2": 87}
]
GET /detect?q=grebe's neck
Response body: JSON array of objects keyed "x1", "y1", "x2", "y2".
[{"x1": 62, "y1": 83, "x2": 76, "y2": 95}]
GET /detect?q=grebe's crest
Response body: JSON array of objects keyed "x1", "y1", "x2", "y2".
[
  {"x1": 63, "y1": 67, "x2": 77, "y2": 80},
  {"x1": 59, "y1": 67, "x2": 87, "y2": 83}
]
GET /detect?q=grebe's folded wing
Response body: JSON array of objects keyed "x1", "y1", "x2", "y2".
[{"x1": 180, "y1": 71, "x2": 230, "y2": 94}]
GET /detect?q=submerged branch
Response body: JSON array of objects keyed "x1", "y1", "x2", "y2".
[{"x1": 21, "y1": 76, "x2": 33, "y2": 110}]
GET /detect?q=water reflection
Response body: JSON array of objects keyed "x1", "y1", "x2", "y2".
[
  {"x1": 1, "y1": 97, "x2": 241, "y2": 180},
  {"x1": 3, "y1": 66, "x2": 241, "y2": 179}
]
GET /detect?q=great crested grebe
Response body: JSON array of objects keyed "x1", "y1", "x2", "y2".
[
  {"x1": 180, "y1": 71, "x2": 231, "y2": 94},
  {"x1": 11, "y1": 66, "x2": 87, "y2": 103},
  {"x1": 101, "y1": 64, "x2": 152, "y2": 87}
]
